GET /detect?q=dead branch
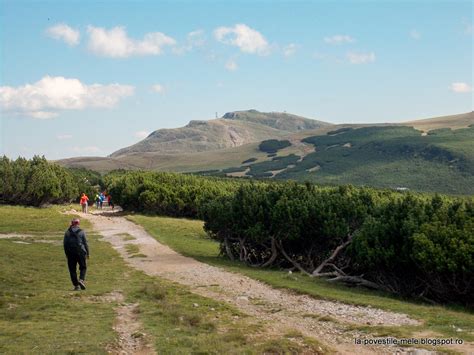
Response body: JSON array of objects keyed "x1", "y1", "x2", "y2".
[
  {"x1": 312, "y1": 234, "x2": 353, "y2": 276},
  {"x1": 277, "y1": 240, "x2": 311, "y2": 276},
  {"x1": 327, "y1": 275, "x2": 384, "y2": 291},
  {"x1": 260, "y1": 237, "x2": 278, "y2": 268},
  {"x1": 223, "y1": 236, "x2": 235, "y2": 261}
]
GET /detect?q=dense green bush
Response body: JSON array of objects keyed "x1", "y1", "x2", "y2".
[
  {"x1": 201, "y1": 183, "x2": 474, "y2": 306},
  {"x1": 350, "y1": 195, "x2": 474, "y2": 304},
  {"x1": 104, "y1": 170, "x2": 473, "y2": 304},
  {"x1": 104, "y1": 171, "x2": 249, "y2": 218},
  {"x1": 68, "y1": 168, "x2": 104, "y2": 200},
  {"x1": 326, "y1": 127, "x2": 353, "y2": 135},
  {"x1": 241, "y1": 158, "x2": 257, "y2": 164},
  {"x1": 0, "y1": 156, "x2": 79, "y2": 206},
  {"x1": 247, "y1": 154, "x2": 300, "y2": 177},
  {"x1": 258, "y1": 139, "x2": 291, "y2": 153}
]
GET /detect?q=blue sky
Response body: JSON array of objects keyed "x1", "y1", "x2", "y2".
[{"x1": 1, "y1": 0, "x2": 472, "y2": 159}]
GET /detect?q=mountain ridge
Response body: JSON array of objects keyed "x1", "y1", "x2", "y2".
[
  {"x1": 57, "y1": 111, "x2": 474, "y2": 195},
  {"x1": 110, "y1": 110, "x2": 330, "y2": 157}
]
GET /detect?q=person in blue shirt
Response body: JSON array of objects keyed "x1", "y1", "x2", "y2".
[{"x1": 99, "y1": 192, "x2": 105, "y2": 209}]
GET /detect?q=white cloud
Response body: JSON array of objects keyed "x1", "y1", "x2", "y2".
[
  {"x1": 151, "y1": 84, "x2": 165, "y2": 94},
  {"x1": 29, "y1": 111, "x2": 59, "y2": 119},
  {"x1": 225, "y1": 59, "x2": 238, "y2": 71},
  {"x1": 134, "y1": 131, "x2": 150, "y2": 139},
  {"x1": 347, "y1": 51, "x2": 376, "y2": 64},
  {"x1": 57, "y1": 134, "x2": 73, "y2": 140},
  {"x1": 173, "y1": 29, "x2": 206, "y2": 55},
  {"x1": 0, "y1": 76, "x2": 134, "y2": 118},
  {"x1": 87, "y1": 26, "x2": 176, "y2": 58},
  {"x1": 214, "y1": 24, "x2": 270, "y2": 55},
  {"x1": 324, "y1": 35, "x2": 354, "y2": 45},
  {"x1": 409, "y1": 29, "x2": 421, "y2": 40},
  {"x1": 46, "y1": 23, "x2": 80, "y2": 46},
  {"x1": 72, "y1": 146, "x2": 101, "y2": 154},
  {"x1": 450, "y1": 82, "x2": 472, "y2": 93},
  {"x1": 283, "y1": 43, "x2": 298, "y2": 57},
  {"x1": 187, "y1": 29, "x2": 206, "y2": 46}
]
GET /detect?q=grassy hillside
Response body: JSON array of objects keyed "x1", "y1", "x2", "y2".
[
  {"x1": 401, "y1": 111, "x2": 473, "y2": 132},
  {"x1": 111, "y1": 119, "x2": 289, "y2": 157},
  {"x1": 59, "y1": 143, "x2": 273, "y2": 173},
  {"x1": 111, "y1": 110, "x2": 330, "y2": 157},
  {"x1": 57, "y1": 111, "x2": 474, "y2": 195},
  {"x1": 221, "y1": 109, "x2": 329, "y2": 132},
  {"x1": 217, "y1": 125, "x2": 474, "y2": 195}
]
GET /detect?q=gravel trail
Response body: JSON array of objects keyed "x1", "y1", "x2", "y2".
[{"x1": 79, "y1": 211, "x2": 430, "y2": 354}]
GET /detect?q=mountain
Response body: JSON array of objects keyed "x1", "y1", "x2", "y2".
[
  {"x1": 220, "y1": 109, "x2": 328, "y2": 131},
  {"x1": 212, "y1": 112, "x2": 474, "y2": 195},
  {"x1": 57, "y1": 111, "x2": 474, "y2": 195},
  {"x1": 110, "y1": 110, "x2": 329, "y2": 157}
]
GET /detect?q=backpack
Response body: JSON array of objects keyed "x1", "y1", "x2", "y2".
[{"x1": 64, "y1": 228, "x2": 84, "y2": 255}]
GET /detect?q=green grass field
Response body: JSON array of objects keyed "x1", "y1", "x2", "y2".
[
  {"x1": 128, "y1": 214, "x2": 474, "y2": 345},
  {"x1": 0, "y1": 206, "x2": 326, "y2": 354}
]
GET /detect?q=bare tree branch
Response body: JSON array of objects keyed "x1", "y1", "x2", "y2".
[
  {"x1": 277, "y1": 240, "x2": 311, "y2": 276},
  {"x1": 223, "y1": 236, "x2": 235, "y2": 261},
  {"x1": 327, "y1": 275, "x2": 385, "y2": 291},
  {"x1": 260, "y1": 237, "x2": 278, "y2": 268},
  {"x1": 312, "y1": 234, "x2": 353, "y2": 276}
]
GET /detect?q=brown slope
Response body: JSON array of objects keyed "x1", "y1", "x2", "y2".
[
  {"x1": 110, "y1": 110, "x2": 329, "y2": 158},
  {"x1": 400, "y1": 111, "x2": 473, "y2": 131}
]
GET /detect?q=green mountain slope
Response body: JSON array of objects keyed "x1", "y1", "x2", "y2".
[
  {"x1": 219, "y1": 123, "x2": 474, "y2": 195},
  {"x1": 57, "y1": 111, "x2": 474, "y2": 195}
]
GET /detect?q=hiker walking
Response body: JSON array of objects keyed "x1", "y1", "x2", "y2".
[
  {"x1": 80, "y1": 193, "x2": 89, "y2": 214},
  {"x1": 99, "y1": 192, "x2": 105, "y2": 209},
  {"x1": 63, "y1": 218, "x2": 89, "y2": 291},
  {"x1": 107, "y1": 194, "x2": 114, "y2": 210},
  {"x1": 94, "y1": 193, "x2": 100, "y2": 209}
]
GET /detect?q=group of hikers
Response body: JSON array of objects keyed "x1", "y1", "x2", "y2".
[{"x1": 79, "y1": 191, "x2": 114, "y2": 214}]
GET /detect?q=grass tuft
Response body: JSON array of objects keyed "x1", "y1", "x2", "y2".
[{"x1": 137, "y1": 284, "x2": 166, "y2": 301}]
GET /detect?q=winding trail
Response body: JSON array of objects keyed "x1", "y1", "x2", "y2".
[{"x1": 81, "y1": 210, "x2": 429, "y2": 354}]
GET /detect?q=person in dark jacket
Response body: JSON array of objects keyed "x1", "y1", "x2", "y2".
[{"x1": 63, "y1": 218, "x2": 89, "y2": 291}]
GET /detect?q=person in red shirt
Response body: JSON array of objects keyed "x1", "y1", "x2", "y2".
[
  {"x1": 107, "y1": 194, "x2": 114, "y2": 210},
  {"x1": 80, "y1": 193, "x2": 89, "y2": 214}
]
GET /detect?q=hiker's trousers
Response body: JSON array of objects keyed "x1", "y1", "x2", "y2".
[{"x1": 66, "y1": 253, "x2": 87, "y2": 286}]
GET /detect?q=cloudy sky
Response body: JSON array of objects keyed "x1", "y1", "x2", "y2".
[{"x1": 1, "y1": 0, "x2": 472, "y2": 159}]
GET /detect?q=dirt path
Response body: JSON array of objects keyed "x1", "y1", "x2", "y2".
[
  {"x1": 88, "y1": 291, "x2": 155, "y2": 355},
  {"x1": 78, "y1": 211, "x2": 436, "y2": 354},
  {"x1": 0, "y1": 232, "x2": 155, "y2": 355}
]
